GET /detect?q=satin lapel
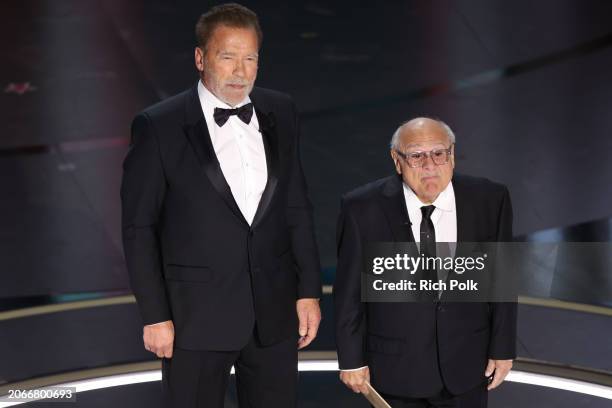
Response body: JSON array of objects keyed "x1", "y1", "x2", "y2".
[
  {"x1": 379, "y1": 175, "x2": 417, "y2": 245},
  {"x1": 453, "y1": 175, "x2": 477, "y2": 258},
  {"x1": 454, "y1": 175, "x2": 476, "y2": 243},
  {"x1": 183, "y1": 86, "x2": 248, "y2": 227},
  {"x1": 251, "y1": 107, "x2": 279, "y2": 228}
]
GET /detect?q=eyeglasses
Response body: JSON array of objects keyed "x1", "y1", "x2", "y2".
[{"x1": 395, "y1": 145, "x2": 454, "y2": 168}]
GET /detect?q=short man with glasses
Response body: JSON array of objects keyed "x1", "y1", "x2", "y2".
[{"x1": 334, "y1": 117, "x2": 516, "y2": 407}]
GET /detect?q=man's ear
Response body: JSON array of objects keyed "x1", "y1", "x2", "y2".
[
  {"x1": 390, "y1": 150, "x2": 402, "y2": 174},
  {"x1": 450, "y1": 144, "x2": 456, "y2": 169},
  {"x1": 195, "y1": 47, "x2": 204, "y2": 72}
]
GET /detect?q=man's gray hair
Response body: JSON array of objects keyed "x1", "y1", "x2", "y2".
[{"x1": 389, "y1": 118, "x2": 456, "y2": 150}]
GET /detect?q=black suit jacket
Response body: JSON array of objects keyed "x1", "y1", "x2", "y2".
[
  {"x1": 121, "y1": 84, "x2": 321, "y2": 351},
  {"x1": 334, "y1": 174, "x2": 516, "y2": 397}
]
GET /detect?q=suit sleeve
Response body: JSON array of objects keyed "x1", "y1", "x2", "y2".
[
  {"x1": 286, "y1": 101, "x2": 322, "y2": 299},
  {"x1": 334, "y1": 198, "x2": 367, "y2": 369},
  {"x1": 120, "y1": 112, "x2": 172, "y2": 325},
  {"x1": 488, "y1": 187, "x2": 517, "y2": 359}
]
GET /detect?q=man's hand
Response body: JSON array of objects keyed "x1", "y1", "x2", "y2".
[
  {"x1": 485, "y1": 359, "x2": 513, "y2": 390},
  {"x1": 143, "y1": 320, "x2": 174, "y2": 358},
  {"x1": 296, "y1": 298, "x2": 321, "y2": 349},
  {"x1": 340, "y1": 367, "x2": 370, "y2": 394}
]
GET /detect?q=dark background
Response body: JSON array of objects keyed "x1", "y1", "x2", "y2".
[
  {"x1": 1, "y1": 1, "x2": 611, "y2": 405},
  {"x1": 2, "y1": 0, "x2": 612, "y2": 295}
]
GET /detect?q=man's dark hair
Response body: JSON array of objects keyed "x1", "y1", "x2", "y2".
[{"x1": 195, "y1": 3, "x2": 263, "y2": 52}]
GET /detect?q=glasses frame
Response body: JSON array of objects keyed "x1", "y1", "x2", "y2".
[{"x1": 395, "y1": 144, "x2": 454, "y2": 168}]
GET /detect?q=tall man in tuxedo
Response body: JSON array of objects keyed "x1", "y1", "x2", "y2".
[
  {"x1": 121, "y1": 4, "x2": 322, "y2": 407},
  {"x1": 334, "y1": 118, "x2": 516, "y2": 407}
]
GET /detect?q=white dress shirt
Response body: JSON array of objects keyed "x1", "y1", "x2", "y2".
[
  {"x1": 342, "y1": 180, "x2": 458, "y2": 372},
  {"x1": 403, "y1": 180, "x2": 457, "y2": 247},
  {"x1": 197, "y1": 80, "x2": 268, "y2": 225}
]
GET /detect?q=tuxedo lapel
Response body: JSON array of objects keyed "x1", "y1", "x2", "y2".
[
  {"x1": 452, "y1": 175, "x2": 476, "y2": 243},
  {"x1": 250, "y1": 95, "x2": 279, "y2": 229},
  {"x1": 379, "y1": 175, "x2": 417, "y2": 244},
  {"x1": 183, "y1": 85, "x2": 248, "y2": 227},
  {"x1": 452, "y1": 174, "x2": 482, "y2": 263}
]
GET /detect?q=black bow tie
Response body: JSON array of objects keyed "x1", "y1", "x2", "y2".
[{"x1": 213, "y1": 103, "x2": 254, "y2": 127}]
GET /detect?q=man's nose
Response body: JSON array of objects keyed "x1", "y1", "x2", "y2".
[
  {"x1": 422, "y1": 153, "x2": 436, "y2": 170},
  {"x1": 233, "y1": 60, "x2": 245, "y2": 77}
]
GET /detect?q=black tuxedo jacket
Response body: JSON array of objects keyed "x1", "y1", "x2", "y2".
[
  {"x1": 121, "y1": 84, "x2": 321, "y2": 351},
  {"x1": 334, "y1": 174, "x2": 516, "y2": 397}
]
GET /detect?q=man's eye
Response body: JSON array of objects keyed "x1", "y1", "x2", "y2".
[
  {"x1": 433, "y1": 151, "x2": 444, "y2": 157},
  {"x1": 410, "y1": 153, "x2": 424, "y2": 159}
]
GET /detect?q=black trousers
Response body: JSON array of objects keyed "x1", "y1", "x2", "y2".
[
  {"x1": 161, "y1": 333, "x2": 298, "y2": 408},
  {"x1": 381, "y1": 384, "x2": 488, "y2": 408}
]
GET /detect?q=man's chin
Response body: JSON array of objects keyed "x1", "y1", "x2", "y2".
[
  {"x1": 222, "y1": 93, "x2": 249, "y2": 106},
  {"x1": 224, "y1": 85, "x2": 253, "y2": 99},
  {"x1": 421, "y1": 186, "x2": 442, "y2": 201}
]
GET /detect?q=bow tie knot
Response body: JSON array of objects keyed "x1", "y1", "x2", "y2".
[{"x1": 214, "y1": 103, "x2": 254, "y2": 127}]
